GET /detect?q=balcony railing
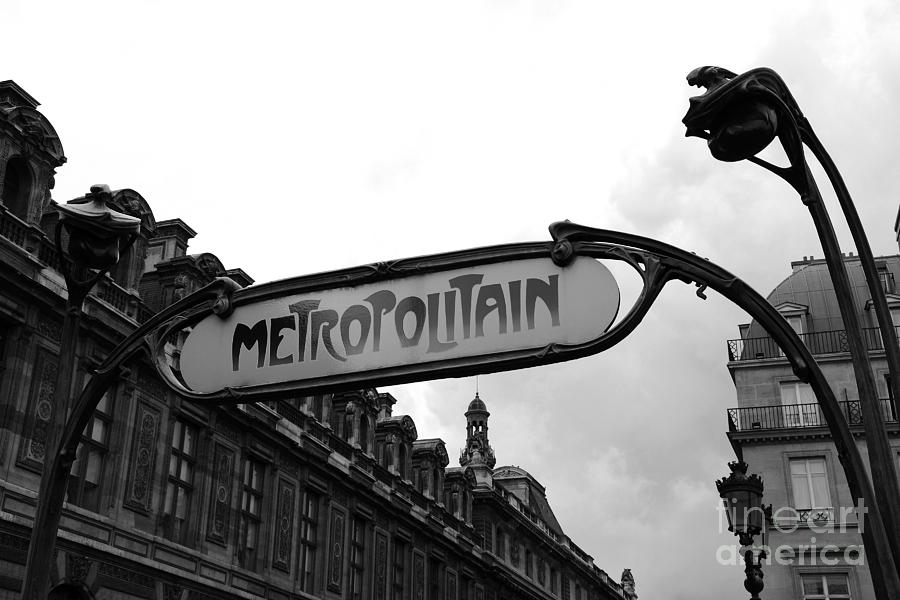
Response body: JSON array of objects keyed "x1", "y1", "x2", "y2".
[
  {"x1": 1, "y1": 204, "x2": 155, "y2": 323},
  {"x1": 727, "y1": 327, "x2": 897, "y2": 361},
  {"x1": 728, "y1": 398, "x2": 897, "y2": 432}
]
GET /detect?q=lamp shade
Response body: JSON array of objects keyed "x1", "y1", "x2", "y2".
[
  {"x1": 707, "y1": 99, "x2": 779, "y2": 162},
  {"x1": 717, "y1": 461, "x2": 765, "y2": 540},
  {"x1": 57, "y1": 184, "x2": 141, "y2": 270}
]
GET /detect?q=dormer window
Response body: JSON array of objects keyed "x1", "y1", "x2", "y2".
[
  {"x1": 774, "y1": 302, "x2": 809, "y2": 357},
  {"x1": 877, "y1": 262, "x2": 895, "y2": 294},
  {"x1": 1, "y1": 156, "x2": 32, "y2": 221}
]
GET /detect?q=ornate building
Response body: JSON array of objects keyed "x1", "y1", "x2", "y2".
[
  {"x1": 724, "y1": 249, "x2": 900, "y2": 600},
  {"x1": 0, "y1": 80, "x2": 635, "y2": 600}
]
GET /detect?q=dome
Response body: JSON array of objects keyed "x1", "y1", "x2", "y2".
[{"x1": 467, "y1": 392, "x2": 488, "y2": 413}]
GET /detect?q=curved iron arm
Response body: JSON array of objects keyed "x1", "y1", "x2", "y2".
[
  {"x1": 20, "y1": 277, "x2": 240, "y2": 599},
  {"x1": 550, "y1": 221, "x2": 900, "y2": 599},
  {"x1": 54, "y1": 220, "x2": 137, "y2": 309}
]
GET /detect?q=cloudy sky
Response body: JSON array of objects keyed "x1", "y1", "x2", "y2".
[{"x1": 7, "y1": 1, "x2": 900, "y2": 598}]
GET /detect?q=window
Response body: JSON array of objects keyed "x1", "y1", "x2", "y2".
[
  {"x1": 780, "y1": 381, "x2": 820, "y2": 427},
  {"x1": 162, "y1": 419, "x2": 198, "y2": 544},
  {"x1": 460, "y1": 574, "x2": 470, "y2": 600},
  {"x1": 801, "y1": 573, "x2": 851, "y2": 599},
  {"x1": 343, "y1": 409, "x2": 354, "y2": 443},
  {"x1": 494, "y1": 528, "x2": 505, "y2": 559},
  {"x1": 67, "y1": 392, "x2": 113, "y2": 512},
  {"x1": 349, "y1": 517, "x2": 366, "y2": 599},
  {"x1": 778, "y1": 312, "x2": 805, "y2": 356},
  {"x1": 525, "y1": 549, "x2": 533, "y2": 578},
  {"x1": 428, "y1": 558, "x2": 442, "y2": 600},
  {"x1": 299, "y1": 492, "x2": 319, "y2": 593},
  {"x1": 1, "y1": 156, "x2": 32, "y2": 220},
  {"x1": 878, "y1": 265, "x2": 895, "y2": 295},
  {"x1": 790, "y1": 457, "x2": 832, "y2": 521},
  {"x1": 551, "y1": 568, "x2": 559, "y2": 596},
  {"x1": 785, "y1": 314, "x2": 805, "y2": 335},
  {"x1": 359, "y1": 415, "x2": 370, "y2": 453},
  {"x1": 237, "y1": 457, "x2": 265, "y2": 568},
  {"x1": 398, "y1": 443, "x2": 408, "y2": 480},
  {"x1": 392, "y1": 539, "x2": 408, "y2": 600}
]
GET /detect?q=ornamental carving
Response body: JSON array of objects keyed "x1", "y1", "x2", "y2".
[
  {"x1": 413, "y1": 552, "x2": 425, "y2": 600},
  {"x1": 124, "y1": 402, "x2": 161, "y2": 512},
  {"x1": 164, "y1": 583, "x2": 184, "y2": 600},
  {"x1": 97, "y1": 562, "x2": 155, "y2": 589},
  {"x1": 206, "y1": 444, "x2": 234, "y2": 544},
  {"x1": 66, "y1": 553, "x2": 91, "y2": 582},
  {"x1": 374, "y1": 531, "x2": 388, "y2": 600},
  {"x1": 273, "y1": 479, "x2": 295, "y2": 572},
  {"x1": 328, "y1": 507, "x2": 346, "y2": 592},
  {"x1": 510, "y1": 539, "x2": 520, "y2": 565},
  {"x1": 19, "y1": 350, "x2": 57, "y2": 468},
  {"x1": 447, "y1": 571, "x2": 457, "y2": 600},
  {"x1": 36, "y1": 318, "x2": 62, "y2": 343},
  {"x1": 137, "y1": 372, "x2": 166, "y2": 400}
]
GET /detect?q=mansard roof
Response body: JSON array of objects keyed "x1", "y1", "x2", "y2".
[
  {"x1": 110, "y1": 188, "x2": 157, "y2": 235},
  {"x1": 493, "y1": 465, "x2": 564, "y2": 535},
  {"x1": 0, "y1": 81, "x2": 64, "y2": 165},
  {"x1": 376, "y1": 414, "x2": 418, "y2": 441},
  {"x1": 413, "y1": 438, "x2": 449, "y2": 466}
]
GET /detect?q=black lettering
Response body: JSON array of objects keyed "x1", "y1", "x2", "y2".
[
  {"x1": 269, "y1": 315, "x2": 296, "y2": 366},
  {"x1": 448, "y1": 274, "x2": 483, "y2": 339},
  {"x1": 340, "y1": 304, "x2": 371, "y2": 356},
  {"x1": 289, "y1": 300, "x2": 321, "y2": 362},
  {"x1": 508, "y1": 280, "x2": 522, "y2": 332},
  {"x1": 427, "y1": 292, "x2": 457, "y2": 353},
  {"x1": 444, "y1": 290, "x2": 457, "y2": 342},
  {"x1": 231, "y1": 320, "x2": 268, "y2": 371},
  {"x1": 311, "y1": 310, "x2": 346, "y2": 362},
  {"x1": 365, "y1": 290, "x2": 397, "y2": 352},
  {"x1": 394, "y1": 296, "x2": 426, "y2": 348},
  {"x1": 526, "y1": 275, "x2": 560, "y2": 329},
  {"x1": 474, "y1": 284, "x2": 508, "y2": 337}
]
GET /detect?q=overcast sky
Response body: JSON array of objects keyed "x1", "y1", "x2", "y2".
[{"x1": 7, "y1": 1, "x2": 900, "y2": 598}]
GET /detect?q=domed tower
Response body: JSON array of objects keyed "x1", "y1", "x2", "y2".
[{"x1": 460, "y1": 392, "x2": 495, "y2": 469}]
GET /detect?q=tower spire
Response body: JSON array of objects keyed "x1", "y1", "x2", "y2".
[{"x1": 460, "y1": 391, "x2": 495, "y2": 469}]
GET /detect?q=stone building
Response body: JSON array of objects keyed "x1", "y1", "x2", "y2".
[
  {"x1": 724, "y1": 247, "x2": 900, "y2": 599},
  {"x1": 0, "y1": 80, "x2": 633, "y2": 600}
]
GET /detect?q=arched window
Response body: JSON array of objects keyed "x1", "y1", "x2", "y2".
[
  {"x1": 398, "y1": 443, "x2": 408, "y2": 480},
  {"x1": 312, "y1": 395, "x2": 324, "y2": 421},
  {"x1": 383, "y1": 439, "x2": 393, "y2": 470},
  {"x1": 495, "y1": 528, "x2": 505, "y2": 558},
  {"x1": 2, "y1": 156, "x2": 32, "y2": 221},
  {"x1": 343, "y1": 411, "x2": 353, "y2": 443},
  {"x1": 432, "y1": 466, "x2": 442, "y2": 499},
  {"x1": 358, "y1": 415, "x2": 370, "y2": 453}
]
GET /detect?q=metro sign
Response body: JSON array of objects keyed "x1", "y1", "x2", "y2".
[{"x1": 167, "y1": 243, "x2": 620, "y2": 399}]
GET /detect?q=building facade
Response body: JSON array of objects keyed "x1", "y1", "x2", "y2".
[
  {"x1": 725, "y1": 247, "x2": 900, "y2": 599},
  {"x1": 0, "y1": 80, "x2": 634, "y2": 600}
]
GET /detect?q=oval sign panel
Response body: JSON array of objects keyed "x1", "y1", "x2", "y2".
[{"x1": 178, "y1": 254, "x2": 619, "y2": 396}]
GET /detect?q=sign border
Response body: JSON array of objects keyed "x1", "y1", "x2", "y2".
[{"x1": 153, "y1": 241, "x2": 623, "y2": 403}]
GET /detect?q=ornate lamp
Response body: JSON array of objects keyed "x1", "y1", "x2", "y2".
[
  {"x1": 717, "y1": 461, "x2": 770, "y2": 600},
  {"x1": 717, "y1": 460, "x2": 764, "y2": 545},
  {"x1": 56, "y1": 183, "x2": 141, "y2": 271}
]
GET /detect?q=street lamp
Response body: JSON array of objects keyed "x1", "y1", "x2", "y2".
[
  {"x1": 57, "y1": 184, "x2": 141, "y2": 265},
  {"x1": 717, "y1": 461, "x2": 770, "y2": 600},
  {"x1": 683, "y1": 66, "x2": 900, "y2": 590},
  {"x1": 21, "y1": 184, "x2": 140, "y2": 600}
]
